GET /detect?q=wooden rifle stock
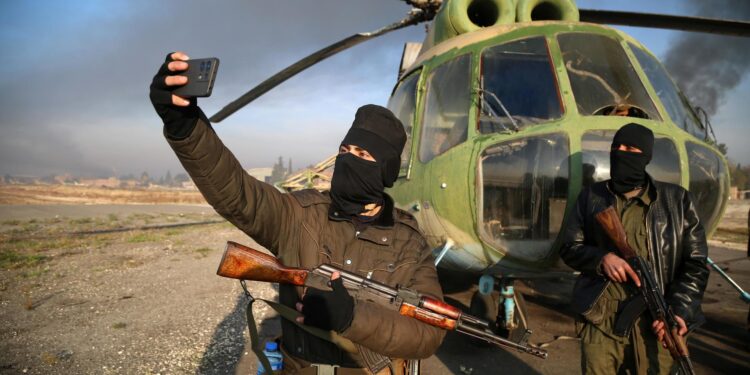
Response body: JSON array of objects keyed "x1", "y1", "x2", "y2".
[
  {"x1": 216, "y1": 241, "x2": 309, "y2": 286},
  {"x1": 595, "y1": 206, "x2": 637, "y2": 259}
]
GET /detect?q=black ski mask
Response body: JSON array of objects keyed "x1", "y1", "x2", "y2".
[
  {"x1": 609, "y1": 123, "x2": 654, "y2": 194},
  {"x1": 330, "y1": 153, "x2": 384, "y2": 217},
  {"x1": 330, "y1": 105, "x2": 406, "y2": 217}
]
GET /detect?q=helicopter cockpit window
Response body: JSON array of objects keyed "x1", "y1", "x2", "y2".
[
  {"x1": 419, "y1": 54, "x2": 471, "y2": 162},
  {"x1": 580, "y1": 130, "x2": 681, "y2": 188},
  {"x1": 558, "y1": 33, "x2": 661, "y2": 121},
  {"x1": 686, "y1": 142, "x2": 727, "y2": 231},
  {"x1": 628, "y1": 44, "x2": 705, "y2": 138},
  {"x1": 387, "y1": 70, "x2": 420, "y2": 177},
  {"x1": 479, "y1": 133, "x2": 569, "y2": 252},
  {"x1": 479, "y1": 37, "x2": 563, "y2": 133}
]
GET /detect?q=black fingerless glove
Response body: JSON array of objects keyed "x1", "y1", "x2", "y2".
[
  {"x1": 149, "y1": 53, "x2": 206, "y2": 140},
  {"x1": 301, "y1": 277, "x2": 355, "y2": 332}
]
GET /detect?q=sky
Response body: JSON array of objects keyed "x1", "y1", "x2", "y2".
[{"x1": 0, "y1": 0, "x2": 748, "y2": 178}]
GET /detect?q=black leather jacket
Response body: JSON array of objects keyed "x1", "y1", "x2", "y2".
[{"x1": 560, "y1": 177, "x2": 709, "y2": 329}]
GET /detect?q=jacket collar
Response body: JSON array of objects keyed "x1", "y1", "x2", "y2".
[
  {"x1": 328, "y1": 193, "x2": 396, "y2": 227},
  {"x1": 605, "y1": 173, "x2": 659, "y2": 204},
  {"x1": 327, "y1": 194, "x2": 399, "y2": 246}
]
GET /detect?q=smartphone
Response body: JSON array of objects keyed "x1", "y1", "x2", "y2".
[{"x1": 173, "y1": 57, "x2": 220, "y2": 97}]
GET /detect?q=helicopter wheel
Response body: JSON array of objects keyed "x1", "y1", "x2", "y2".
[
  {"x1": 496, "y1": 289, "x2": 529, "y2": 343},
  {"x1": 468, "y1": 290, "x2": 499, "y2": 346}
]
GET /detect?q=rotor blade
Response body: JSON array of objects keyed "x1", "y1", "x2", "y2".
[
  {"x1": 210, "y1": 10, "x2": 430, "y2": 123},
  {"x1": 579, "y1": 9, "x2": 750, "y2": 37}
]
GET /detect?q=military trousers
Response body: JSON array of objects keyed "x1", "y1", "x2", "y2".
[{"x1": 578, "y1": 318, "x2": 675, "y2": 375}]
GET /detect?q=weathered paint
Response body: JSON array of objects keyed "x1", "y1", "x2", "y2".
[{"x1": 388, "y1": 19, "x2": 730, "y2": 276}]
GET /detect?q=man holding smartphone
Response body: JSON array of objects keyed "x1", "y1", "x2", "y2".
[{"x1": 149, "y1": 52, "x2": 445, "y2": 374}]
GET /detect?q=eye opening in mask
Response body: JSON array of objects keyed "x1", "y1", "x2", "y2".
[
  {"x1": 339, "y1": 144, "x2": 377, "y2": 162},
  {"x1": 612, "y1": 144, "x2": 643, "y2": 154}
]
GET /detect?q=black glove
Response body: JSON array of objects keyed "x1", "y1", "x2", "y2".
[
  {"x1": 149, "y1": 53, "x2": 205, "y2": 139},
  {"x1": 301, "y1": 277, "x2": 354, "y2": 332}
]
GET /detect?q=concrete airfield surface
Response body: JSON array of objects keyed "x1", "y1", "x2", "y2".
[{"x1": 0, "y1": 202, "x2": 748, "y2": 374}]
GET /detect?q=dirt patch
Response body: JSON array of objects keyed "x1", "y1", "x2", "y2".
[
  {"x1": 0, "y1": 185, "x2": 206, "y2": 205},
  {"x1": 0, "y1": 216, "x2": 275, "y2": 374}
]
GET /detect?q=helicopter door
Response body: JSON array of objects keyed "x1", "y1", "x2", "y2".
[
  {"x1": 387, "y1": 70, "x2": 421, "y2": 180},
  {"x1": 418, "y1": 53, "x2": 473, "y2": 246}
]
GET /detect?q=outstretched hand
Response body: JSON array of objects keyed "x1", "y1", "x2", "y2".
[
  {"x1": 295, "y1": 272, "x2": 355, "y2": 332},
  {"x1": 149, "y1": 52, "x2": 202, "y2": 138},
  {"x1": 601, "y1": 253, "x2": 641, "y2": 287}
]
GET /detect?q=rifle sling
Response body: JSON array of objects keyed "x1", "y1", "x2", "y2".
[
  {"x1": 245, "y1": 296, "x2": 392, "y2": 374},
  {"x1": 613, "y1": 293, "x2": 647, "y2": 337},
  {"x1": 245, "y1": 297, "x2": 278, "y2": 374}
]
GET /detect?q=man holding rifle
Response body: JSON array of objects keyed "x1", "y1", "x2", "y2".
[
  {"x1": 150, "y1": 52, "x2": 445, "y2": 374},
  {"x1": 560, "y1": 123, "x2": 708, "y2": 374}
]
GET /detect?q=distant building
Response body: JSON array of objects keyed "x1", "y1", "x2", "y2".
[
  {"x1": 246, "y1": 168, "x2": 274, "y2": 183},
  {"x1": 79, "y1": 177, "x2": 120, "y2": 188}
]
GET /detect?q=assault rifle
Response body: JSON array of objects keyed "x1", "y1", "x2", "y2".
[
  {"x1": 595, "y1": 206, "x2": 695, "y2": 375},
  {"x1": 216, "y1": 241, "x2": 548, "y2": 359}
]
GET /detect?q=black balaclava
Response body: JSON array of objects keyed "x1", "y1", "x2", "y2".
[
  {"x1": 330, "y1": 105, "x2": 406, "y2": 217},
  {"x1": 609, "y1": 123, "x2": 654, "y2": 194}
]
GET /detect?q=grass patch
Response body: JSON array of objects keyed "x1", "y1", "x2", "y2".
[
  {"x1": 194, "y1": 247, "x2": 212, "y2": 258},
  {"x1": 70, "y1": 217, "x2": 93, "y2": 225},
  {"x1": 127, "y1": 232, "x2": 161, "y2": 243},
  {"x1": 0, "y1": 250, "x2": 48, "y2": 268},
  {"x1": 112, "y1": 322, "x2": 127, "y2": 329},
  {"x1": 22, "y1": 266, "x2": 50, "y2": 278},
  {"x1": 2, "y1": 219, "x2": 20, "y2": 226},
  {"x1": 165, "y1": 228, "x2": 184, "y2": 236},
  {"x1": 107, "y1": 213, "x2": 119, "y2": 222}
]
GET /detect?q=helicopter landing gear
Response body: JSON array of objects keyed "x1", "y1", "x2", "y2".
[
  {"x1": 496, "y1": 279, "x2": 529, "y2": 342},
  {"x1": 468, "y1": 277, "x2": 529, "y2": 344},
  {"x1": 468, "y1": 281, "x2": 499, "y2": 346}
]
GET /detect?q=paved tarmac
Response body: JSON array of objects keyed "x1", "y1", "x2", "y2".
[{"x1": 419, "y1": 243, "x2": 750, "y2": 374}]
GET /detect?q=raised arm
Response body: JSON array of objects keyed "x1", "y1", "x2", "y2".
[{"x1": 150, "y1": 52, "x2": 295, "y2": 253}]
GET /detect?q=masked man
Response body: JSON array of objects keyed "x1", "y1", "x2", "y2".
[
  {"x1": 150, "y1": 52, "x2": 445, "y2": 374},
  {"x1": 559, "y1": 123, "x2": 708, "y2": 374}
]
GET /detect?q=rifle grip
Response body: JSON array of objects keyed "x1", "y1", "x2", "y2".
[{"x1": 399, "y1": 303, "x2": 457, "y2": 330}]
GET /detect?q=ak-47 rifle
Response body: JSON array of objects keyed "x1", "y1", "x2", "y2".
[
  {"x1": 595, "y1": 206, "x2": 695, "y2": 375},
  {"x1": 216, "y1": 241, "x2": 548, "y2": 359}
]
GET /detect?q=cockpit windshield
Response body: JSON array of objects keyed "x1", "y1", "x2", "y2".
[
  {"x1": 558, "y1": 33, "x2": 661, "y2": 121},
  {"x1": 479, "y1": 37, "x2": 563, "y2": 133}
]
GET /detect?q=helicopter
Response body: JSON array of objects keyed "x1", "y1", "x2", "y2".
[{"x1": 208, "y1": 0, "x2": 749, "y2": 339}]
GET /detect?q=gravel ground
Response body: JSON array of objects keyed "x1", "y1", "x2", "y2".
[{"x1": 0, "y1": 202, "x2": 748, "y2": 374}]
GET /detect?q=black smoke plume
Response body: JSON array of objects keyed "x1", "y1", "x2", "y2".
[{"x1": 663, "y1": 0, "x2": 750, "y2": 115}]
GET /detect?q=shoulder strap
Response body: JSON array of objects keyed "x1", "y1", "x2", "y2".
[{"x1": 245, "y1": 298, "x2": 278, "y2": 374}]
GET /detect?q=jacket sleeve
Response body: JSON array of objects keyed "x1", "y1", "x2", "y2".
[
  {"x1": 165, "y1": 117, "x2": 295, "y2": 254},
  {"x1": 665, "y1": 190, "x2": 709, "y2": 326},
  {"x1": 559, "y1": 189, "x2": 609, "y2": 275},
  {"x1": 340, "y1": 241, "x2": 446, "y2": 359}
]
